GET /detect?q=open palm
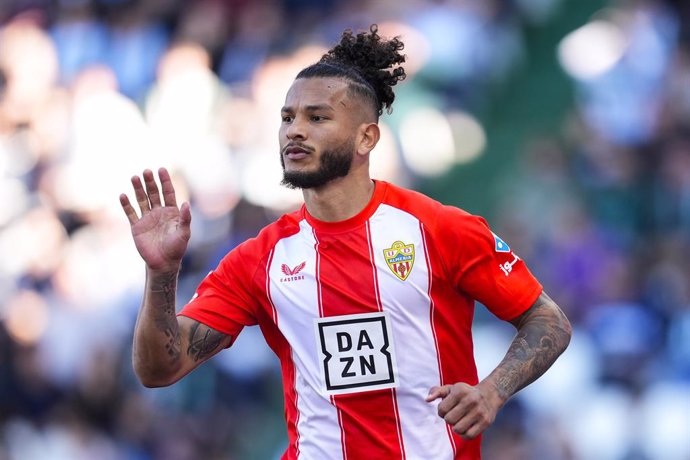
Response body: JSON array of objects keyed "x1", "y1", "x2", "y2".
[{"x1": 120, "y1": 168, "x2": 191, "y2": 272}]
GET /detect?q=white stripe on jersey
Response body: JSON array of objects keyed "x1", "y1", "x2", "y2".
[
  {"x1": 368, "y1": 204, "x2": 456, "y2": 459},
  {"x1": 268, "y1": 220, "x2": 343, "y2": 460}
]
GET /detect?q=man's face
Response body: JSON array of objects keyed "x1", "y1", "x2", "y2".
[{"x1": 279, "y1": 77, "x2": 358, "y2": 189}]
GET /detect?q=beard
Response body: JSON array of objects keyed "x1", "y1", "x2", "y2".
[{"x1": 281, "y1": 139, "x2": 355, "y2": 189}]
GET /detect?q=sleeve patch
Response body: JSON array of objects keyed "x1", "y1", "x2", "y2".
[{"x1": 492, "y1": 232, "x2": 511, "y2": 253}]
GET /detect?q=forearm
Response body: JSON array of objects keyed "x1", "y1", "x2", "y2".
[
  {"x1": 482, "y1": 293, "x2": 572, "y2": 404},
  {"x1": 132, "y1": 268, "x2": 183, "y2": 387}
]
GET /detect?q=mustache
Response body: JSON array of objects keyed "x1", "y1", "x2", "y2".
[{"x1": 282, "y1": 143, "x2": 315, "y2": 154}]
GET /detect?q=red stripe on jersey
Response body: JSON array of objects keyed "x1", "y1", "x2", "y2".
[
  {"x1": 421, "y1": 223, "x2": 457, "y2": 456},
  {"x1": 313, "y1": 229, "x2": 343, "y2": 458},
  {"x1": 313, "y1": 228, "x2": 325, "y2": 318},
  {"x1": 266, "y1": 249, "x2": 278, "y2": 325},
  {"x1": 291, "y1": 347, "x2": 302, "y2": 460},
  {"x1": 316, "y1": 225, "x2": 405, "y2": 460},
  {"x1": 367, "y1": 221, "x2": 407, "y2": 459}
]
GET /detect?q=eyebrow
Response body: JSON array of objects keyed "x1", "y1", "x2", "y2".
[{"x1": 281, "y1": 104, "x2": 336, "y2": 113}]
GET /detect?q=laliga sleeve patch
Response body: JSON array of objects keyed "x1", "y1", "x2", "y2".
[
  {"x1": 492, "y1": 232, "x2": 511, "y2": 253},
  {"x1": 315, "y1": 312, "x2": 398, "y2": 396}
]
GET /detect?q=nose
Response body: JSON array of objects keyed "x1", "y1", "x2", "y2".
[{"x1": 285, "y1": 116, "x2": 307, "y2": 141}]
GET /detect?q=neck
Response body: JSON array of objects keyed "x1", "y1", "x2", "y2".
[{"x1": 302, "y1": 170, "x2": 375, "y2": 222}]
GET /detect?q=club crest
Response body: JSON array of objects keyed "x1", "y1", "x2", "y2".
[{"x1": 383, "y1": 241, "x2": 415, "y2": 281}]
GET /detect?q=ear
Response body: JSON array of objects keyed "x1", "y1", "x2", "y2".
[{"x1": 356, "y1": 122, "x2": 381, "y2": 157}]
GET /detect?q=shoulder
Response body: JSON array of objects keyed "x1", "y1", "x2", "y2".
[
  {"x1": 226, "y1": 208, "x2": 303, "y2": 262},
  {"x1": 379, "y1": 181, "x2": 476, "y2": 229}
]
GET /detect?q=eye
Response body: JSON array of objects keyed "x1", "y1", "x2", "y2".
[
  {"x1": 310, "y1": 115, "x2": 326, "y2": 122},
  {"x1": 282, "y1": 115, "x2": 293, "y2": 123}
]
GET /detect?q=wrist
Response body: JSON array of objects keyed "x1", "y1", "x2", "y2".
[
  {"x1": 145, "y1": 265, "x2": 181, "y2": 280},
  {"x1": 477, "y1": 377, "x2": 508, "y2": 411},
  {"x1": 146, "y1": 262, "x2": 181, "y2": 275}
]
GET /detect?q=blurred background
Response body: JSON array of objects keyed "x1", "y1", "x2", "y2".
[{"x1": 0, "y1": 0, "x2": 689, "y2": 458}]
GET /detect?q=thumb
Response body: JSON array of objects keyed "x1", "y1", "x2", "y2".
[{"x1": 426, "y1": 385, "x2": 451, "y2": 402}]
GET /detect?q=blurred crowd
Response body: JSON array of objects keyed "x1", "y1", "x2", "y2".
[{"x1": 0, "y1": 0, "x2": 688, "y2": 459}]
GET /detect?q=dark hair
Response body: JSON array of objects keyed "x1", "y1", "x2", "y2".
[{"x1": 296, "y1": 24, "x2": 406, "y2": 117}]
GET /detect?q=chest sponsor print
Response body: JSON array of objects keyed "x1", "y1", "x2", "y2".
[
  {"x1": 383, "y1": 240, "x2": 415, "y2": 281},
  {"x1": 315, "y1": 312, "x2": 399, "y2": 396}
]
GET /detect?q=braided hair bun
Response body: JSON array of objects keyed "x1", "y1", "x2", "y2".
[{"x1": 296, "y1": 24, "x2": 406, "y2": 116}]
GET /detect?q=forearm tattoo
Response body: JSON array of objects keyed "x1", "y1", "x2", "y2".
[
  {"x1": 492, "y1": 293, "x2": 572, "y2": 401},
  {"x1": 148, "y1": 271, "x2": 182, "y2": 362},
  {"x1": 187, "y1": 321, "x2": 226, "y2": 362}
]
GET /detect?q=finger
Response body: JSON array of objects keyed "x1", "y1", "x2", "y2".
[
  {"x1": 158, "y1": 167, "x2": 177, "y2": 208},
  {"x1": 437, "y1": 384, "x2": 474, "y2": 417},
  {"x1": 143, "y1": 169, "x2": 162, "y2": 208},
  {"x1": 455, "y1": 418, "x2": 484, "y2": 440},
  {"x1": 119, "y1": 194, "x2": 139, "y2": 225},
  {"x1": 426, "y1": 385, "x2": 451, "y2": 402},
  {"x1": 450, "y1": 411, "x2": 479, "y2": 437},
  {"x1": 442, "y1": 403, "x2": 469, "y2": 426},
  {"x1": 131, "y1": 175, "x2": 150, "y2": 215}
]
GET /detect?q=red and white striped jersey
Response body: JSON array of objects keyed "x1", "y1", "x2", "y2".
[{"x1": 179, "y1": 180, "x2": 542, "y2": 460}]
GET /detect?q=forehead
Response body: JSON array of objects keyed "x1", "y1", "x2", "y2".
[{"x1": 283, "y1": 77, "x2": 351, "y2": 110}]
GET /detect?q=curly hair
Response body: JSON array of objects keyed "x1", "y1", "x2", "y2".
[{"x1": 296, "y1": 24, "x2": 406, "y2": 117}]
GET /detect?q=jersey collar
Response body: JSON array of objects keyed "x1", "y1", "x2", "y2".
[{"x1": 302, "y1": 180, "x2": 387, "y2": 233}]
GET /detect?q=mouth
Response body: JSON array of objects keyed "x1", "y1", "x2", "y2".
[{"x1": 283, "y1": 144, "x2": 312, "y2": 161}]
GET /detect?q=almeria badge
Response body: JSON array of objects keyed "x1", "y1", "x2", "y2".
[{"x1": 383, "y1": 241, "x2": 415, "y2": 281}]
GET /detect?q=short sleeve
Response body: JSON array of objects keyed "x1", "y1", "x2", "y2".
[
  {"x1": 435, "y1": 206, "x2": 542, "y2": 321},
  {"x1": 178, "y1": 241, "x2": 260, "y2": 338}
]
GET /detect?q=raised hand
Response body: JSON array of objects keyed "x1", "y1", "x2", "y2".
[{"x1": 120, "y1": 168, "x2": 191, "y2": 272}]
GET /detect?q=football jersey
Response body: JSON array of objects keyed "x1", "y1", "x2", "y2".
[{"x1": 179, "y1": 180, "x2": 542, "y2": 460}]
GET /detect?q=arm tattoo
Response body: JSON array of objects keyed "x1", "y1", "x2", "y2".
[
  {"x1": 148, "y1": 271, "x2": 182, "y2": 362},
  {"x1": 491, "y1": 293, "x2": 572, "y2": 401},
  {"x1": 162, "y1": 326, "x2": 181, "y2": 360},
  {"x1": 187, "y1": 322, "x2": 226, "y2": 362}
]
